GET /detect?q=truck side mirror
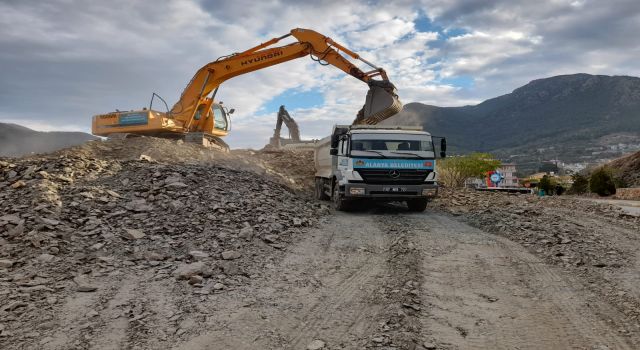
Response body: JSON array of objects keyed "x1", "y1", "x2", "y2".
[
  {"x1": 228, "y1": 108, "x2": 235, "y2": 114},
  {"x1": 441, "y1": 138, "x2": 447, "y2": 152},
  {"x1": 440, "y1": 151, "x2": 446, "y2": 158},
  {"x1": 330, "y1": 148, "x2": 338, "y2": 156},
  {"x1": 330, "y1": 135, "x2": 339, "y2": 149}
]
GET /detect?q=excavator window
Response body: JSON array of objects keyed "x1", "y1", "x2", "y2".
[
  {"x1": 194, "y1": 105, "x2": 205, "y2": 121},
  {"x1": 212, "y1": 105, "x2": 227, "y2": 130}
]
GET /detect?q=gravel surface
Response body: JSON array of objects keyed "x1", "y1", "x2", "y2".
[
  {"x1": 2, "y1": 138, "x2": 640, "y2": 349},
  {"x1": 0, "y1": 138, "x2": 326, "y2": 349},
  {"x1": 433, "y1": 188, "x2": 640, "y2": 343}
]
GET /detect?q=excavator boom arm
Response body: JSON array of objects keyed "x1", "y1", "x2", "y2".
[
  {"x1": 169, "y1": 28, "x2": 400, "y2": 127},
  {"x1": 274, "y1": 106, "x2": 300, "y2": 141}
]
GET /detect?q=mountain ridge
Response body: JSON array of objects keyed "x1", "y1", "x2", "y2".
[
  {"x1": 0, "y1": 122, "x2": 97, "y2": 157},
  {"x1": 383, "y1": 73, "x2": 640, "y2": 168}
]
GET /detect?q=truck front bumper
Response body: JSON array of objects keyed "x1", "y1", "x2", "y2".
[{"x1": 343, "y1": 183, "x2": 438, "y2": 200}]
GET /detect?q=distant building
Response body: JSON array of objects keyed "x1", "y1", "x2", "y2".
[
  {"x1": 489, "y1": 163, "x2": 519, "y2": 187},
  {"x1": 465, "y1": 163, "x2": 521, "y2": 188}
]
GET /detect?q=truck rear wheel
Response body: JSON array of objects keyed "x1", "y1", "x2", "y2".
[
  {"x1": 407, "y1": 198, "x2": 428, "y2": 212},
  {"x1": 315, "y1": 178, "x2": 330, "y2": 200},
  {"x1": 332, "y1": 184, "x2": 349, "y2": 211}
]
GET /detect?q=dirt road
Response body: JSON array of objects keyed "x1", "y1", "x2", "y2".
[
  {"x1": 57, "y1": 207, "x2": 629, "y2": 350},
  {"x1": 4, "y1": 140, "x2": 639, "y2": 349},
  {"x1": 7, "y1": 205, "x2": 637, "y2": 349}
]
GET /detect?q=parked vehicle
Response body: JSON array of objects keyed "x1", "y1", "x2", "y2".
[{"x1": 314, "y1": 125, "x2": 446, "y2": 211}]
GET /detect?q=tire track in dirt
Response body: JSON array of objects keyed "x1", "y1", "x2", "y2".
[
  {"x1": 174, "y1": 213, "x2": 391, "y2": 349},
  {"x1": 286, "y1": 259, "x2": 382, "y2": 348},
  {"x1": 366, "y1": 213, "x2": 426, "y2": 349},
  {"x1": 89, "y1": 276, "x2": 138, "y2": 350},
  {"x1": 416, "y1": 214, "x2": 632, "y2": 349}
]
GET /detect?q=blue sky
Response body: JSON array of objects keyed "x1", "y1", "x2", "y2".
[{"x1": 1, "y1": 0, "x2": 640, "y2": 148}]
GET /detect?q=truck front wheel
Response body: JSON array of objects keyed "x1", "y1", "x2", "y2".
[
  {"x1": 332, "y1": 184, "x2": 349, "y2": 211},
  {"x1": 407, "y1": 198, "x2": 428, "y2": 212},
  {"x1": 315, "y1": 178, "x2": 330, "y2": 200}
]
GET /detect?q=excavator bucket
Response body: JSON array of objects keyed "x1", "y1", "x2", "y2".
[{"x1": 353, "y1": 81, "x2": 403, "y2": 125}]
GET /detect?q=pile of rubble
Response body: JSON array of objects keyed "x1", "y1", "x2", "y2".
[
  {"x1": 233, "y1": 148, "x2": 316, "y2": 193},
  {"x1": 434, "y1": 189, "x2": 638, "y2": 269},
  {"x1": 0, "y1": 137, "x2": 325, "y2": 347}
]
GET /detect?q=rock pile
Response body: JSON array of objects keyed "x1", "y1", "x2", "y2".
[
  {"x1": 0, "y1": 137, "x2": 325, "y2": 347},
  {"x1": 434, "y1": 188, "x2": 638, "y2": 270},
  {"x1": 234, "y1": 148, "x2": 316, "y2": 193}
]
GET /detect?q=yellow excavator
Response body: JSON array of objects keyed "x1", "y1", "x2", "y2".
[{"x1": 91, "y1": 28, "x2": 402, "y2": 149}]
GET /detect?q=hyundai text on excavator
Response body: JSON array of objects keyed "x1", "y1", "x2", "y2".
[{"x1": 91, "y1": 28, "x2": 402, "y2": 150}]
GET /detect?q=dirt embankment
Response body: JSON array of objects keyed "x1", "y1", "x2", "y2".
[
  {"x1": 233, "y1": 148, "x2": 316, "y2": 194},
  {"x1": 609, "y1": 150, "x2": 640, "y2": 187}
]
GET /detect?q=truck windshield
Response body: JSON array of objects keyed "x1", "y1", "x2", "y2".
[{"x1": 350, "y1": 134, "x2": 434, "y2": 158}]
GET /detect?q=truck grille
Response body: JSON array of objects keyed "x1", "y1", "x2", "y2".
[{"x1": 357, "y1": 169, "x2": 431, "y2": 185}]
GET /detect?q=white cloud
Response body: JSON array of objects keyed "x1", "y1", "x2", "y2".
[{"x1": 346, "y1": 18, "x2": 416, "y2": 49}]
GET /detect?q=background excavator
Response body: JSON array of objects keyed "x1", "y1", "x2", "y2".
[
  {"x1": 91, "y1": 28, "x2": 402, "y2": 150},
  {"x1": 269, "y1": 105, "x2": 301, "y2": 148}
]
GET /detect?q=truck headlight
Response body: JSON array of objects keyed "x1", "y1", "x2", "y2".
[
  {"x1": 350, "y1": 187, "x2": 365, "y2": 195},
  {"x1": 422, "y1": 188, "x2": 437, "y2": 196}
]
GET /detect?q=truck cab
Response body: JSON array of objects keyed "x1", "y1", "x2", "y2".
[{"x1": 314, "y1": 125, "x2": 446, "y2": 212}]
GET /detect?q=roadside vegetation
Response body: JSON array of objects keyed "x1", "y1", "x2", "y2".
[{"x1": 438, "y1": 153, "x2": 501, "y2": 188}]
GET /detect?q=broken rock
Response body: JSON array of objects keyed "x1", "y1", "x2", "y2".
[
  {"x1": 0, "y1": 259, "x2": 14, "y2": 268},
  {"x1": 10, "y1": 180, "x2": 26, "y2": 189},
  {"x1": 307, "y1": 339, "x2": 326, "y2": 350},
  {"x1": 262, "y1": 234, "x2": 278, "y2": 243},
  {"x1": 74, "y1": 276, "x2": 98, "y2": 292},
  {"x1": 123, "y1": 228, "x2": 145, "y2": 240},
  {"x1": 220, "y1": 261, "x2": 245, "y2": 276},
  {"x1": 37, "y1": 253, "x2": 56, "y2": 263},
  {"x1": 238, "y1": 226, "x2": 255, "y2": 240},
  {"x1": 174, "y1": 261, "x2": 205, "y2": 280},
  {"x1": 0, "y1": 214, "x2": 22, "y2": 224},
  {"x1": 189, "y1": 250, "x2": 209, "y2": 260},
  {"x1": 188, "y1": 275, "x2": 204, "y2": 285},
  {"x1": 221, "y1": 250, "x2": 241, "y2": 260}
]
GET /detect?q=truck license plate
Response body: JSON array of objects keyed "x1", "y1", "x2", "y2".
[{"x1": 382, "y1": 187, "x2": 407, "y2": 193}]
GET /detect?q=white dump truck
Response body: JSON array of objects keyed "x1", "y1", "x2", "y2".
[{"x1": 314, "y1": 125, "x2": 446, "y2": 211}]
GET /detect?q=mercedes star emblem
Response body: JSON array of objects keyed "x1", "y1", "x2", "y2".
[{"x1": 388, "y1": 170, "x2": 400, "y2": 178}]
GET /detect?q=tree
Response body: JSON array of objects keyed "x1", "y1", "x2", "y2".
[
  {"x1": 589, "y1": 167, "x2": 616, "y2": 196},
  {"x1": 568, "y1": 173, "x2": 589, "y2": 194},
  {"x1": 439, "y1": 153, "x2": 501, "y2": 188},
  {"x1": 538, "y1": 175, "x2": 553, "y2": 195}
]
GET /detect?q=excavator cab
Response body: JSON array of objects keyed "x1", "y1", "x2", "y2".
[
  {"x1": 190, "y1": 101, "x2": 232, "y2": 133},
  {"x1": 212, "y1": 103, "x2": 232, "y2": 131}
]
